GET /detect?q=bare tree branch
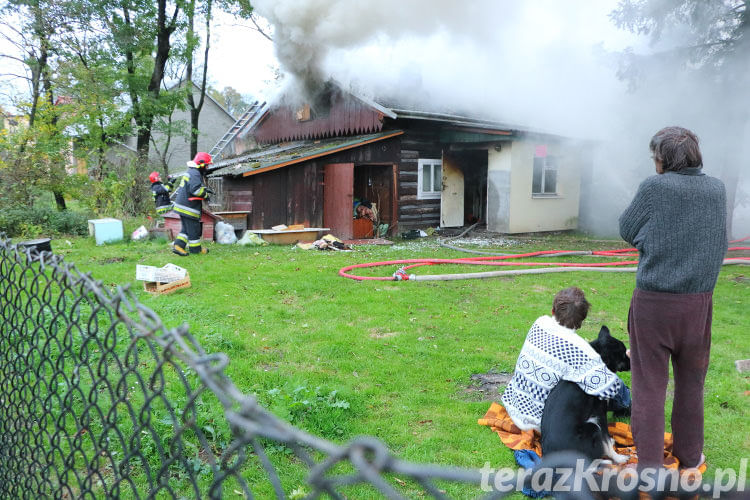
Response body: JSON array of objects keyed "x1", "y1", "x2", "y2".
[
  {"x1": 0, "y1": 54, "x2": 28, "y2": 64},
  {"x1": 0, "y1": 72, "x2": 32, "y2": 81},
  {"x1": 249, "y1": 13, "x2": 273, "y2": 41}
]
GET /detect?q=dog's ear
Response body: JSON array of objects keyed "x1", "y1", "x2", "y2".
[{"x1": 597, "y1": 326, "x2": 611, "y2": 341}]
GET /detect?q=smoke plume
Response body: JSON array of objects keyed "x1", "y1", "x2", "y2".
[{"x1": 252, "y1": 0, "x2": 748, "y2": 236}]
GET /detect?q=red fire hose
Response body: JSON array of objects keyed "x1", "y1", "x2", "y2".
[{"x1": 339, "y1": 241, "x2": 750, "y2": 282}]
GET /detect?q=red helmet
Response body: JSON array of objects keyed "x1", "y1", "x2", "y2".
[
  {"x1": 149, "y1": 171, "x2": 160, "y2": 183},
  {"x1": 193, "y1": 152, "x2": 212, "y2": 168}
]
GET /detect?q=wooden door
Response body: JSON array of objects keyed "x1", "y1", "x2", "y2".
[
  {"x1": 441, "y1": 153, "x2": 464, "y2": 227},
  {"x1": 323, "y1": 163, "x2": 354, "y2": 239}
]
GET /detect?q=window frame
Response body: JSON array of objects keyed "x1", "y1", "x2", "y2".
[
  {"x1": 532, "y1": 153, "x2": 559, "y2": 196},
  {"x1": 417, "y1": 158, "x2": 443, "y2": 200}
]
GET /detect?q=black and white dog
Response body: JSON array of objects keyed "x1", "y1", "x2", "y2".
[{"x1": 540, "y1": 326, "x2": 631, "y2": 465}]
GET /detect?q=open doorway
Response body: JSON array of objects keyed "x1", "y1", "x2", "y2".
[
  {"x1": 324, "y1": 162, "x2": 396, "y2": 240},
  {"x1": 441, "y1": 150, "x2": 488, "y2": 228},
  {"x1": 353, "y1": 164, "x2": 396, "y2": 239},
  {"x1": 463, "y1": 151, "x2": 488, "y2": 225}
]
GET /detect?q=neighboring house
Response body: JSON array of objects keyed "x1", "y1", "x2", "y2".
[
  {"x1": 124, "y1": 81, "x2": 236, "y2": 173},
  {"x1": 72, "y1": 139, "x2": 138, "y2": 177},
  {"x1": 206, "y1": 82, "x2": 593, "y2": 238}
]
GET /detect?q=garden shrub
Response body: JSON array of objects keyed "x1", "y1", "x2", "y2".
[{"x1": 0, "y1": 207, "x2": 90, "y2": 237}]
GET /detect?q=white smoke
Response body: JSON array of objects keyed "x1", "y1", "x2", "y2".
[
  {"x1": 253, "y1": 0, "x2": 635, "y2": 135},
  {"x1": 252, "y1": 0, "x2": 748, "y2": 236}
]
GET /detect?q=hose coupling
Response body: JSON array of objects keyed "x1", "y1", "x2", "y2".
[{"x1": 393, "y1": 268, "x2": 410, "y2": 281}]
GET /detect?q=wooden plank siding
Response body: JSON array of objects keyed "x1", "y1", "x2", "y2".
[
  {"x1": 395, "y1": 125, "x2": 445, "y2": 230},
  {"x1": 222, "y1": 138, "x2": 399, "y2": 231},
  {"x1": 252, "y1": 90, "x2": 385, "y2": 145},
  {"x1": 223, "y1": 112, "x2": 459, "y2": 233}
]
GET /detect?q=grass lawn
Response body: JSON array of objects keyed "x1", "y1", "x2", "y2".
[{"x1": 51, "y1": 231, "x2": 749, "y2": 498}]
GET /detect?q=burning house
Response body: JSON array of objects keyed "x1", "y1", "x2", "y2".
[{"x1": 206, "y1": 82, "x2": 592, "y2": 239}]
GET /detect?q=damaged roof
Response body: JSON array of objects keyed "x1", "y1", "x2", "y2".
[{"x1": 207, "y1": 130, "x2": 403, "y2": 178}]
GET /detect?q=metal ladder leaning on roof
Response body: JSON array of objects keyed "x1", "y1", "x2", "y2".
[{"x1": 208, "y1": 100, "x2": 265, "y2": 160}]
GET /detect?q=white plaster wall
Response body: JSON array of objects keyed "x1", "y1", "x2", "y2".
[{"x1": 506, "y1": 139, "x2": 582, "y2": 233}]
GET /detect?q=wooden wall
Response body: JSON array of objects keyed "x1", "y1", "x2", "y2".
[
  {"x1": 222, "y1": 122, "x2": 498, "y2": 233},
  {"x1": 222, "y1": 137, "x2": 400, "y2": 231},
  {"x1": 396, "y1": 124, "x2": 444, "y2": 230},
  {"x1": 252, "y1": 89, "x2": 385, "y2": 144}
]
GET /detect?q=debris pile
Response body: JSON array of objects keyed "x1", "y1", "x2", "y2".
[{"x1": 297, "y1": 234, "x2": 351, "y2": 251}]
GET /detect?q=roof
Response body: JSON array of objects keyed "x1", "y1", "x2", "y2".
[
  {"x1": 208, "y1": 130, "x2": 403, "y2": 178},
  {"x1": 352, "y1": 83, "x2": 568, "y2": 137},
  {"x1": 167, "y1": 80, "x2": 238, "y2": 122}
]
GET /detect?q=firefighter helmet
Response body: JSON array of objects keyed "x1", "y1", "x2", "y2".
[
  {"x1": 193, "y1": 152, "x2": 212, "y2": 168},
  {"x1": 149, "y1": 171, "x2": 160, "y2": 183}
]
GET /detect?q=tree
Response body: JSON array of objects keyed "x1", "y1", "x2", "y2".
[
  {"x1": 92, "y1": 0, "x2": 187, "y2": 209},
  {"x1": 1, "y1": 0, "x2": 256, "y2": 215},
  {"x1": 208, "y1": 85, "x2": 251, "y2": 118},
  {"x1": 184, "y1": 1, "x2": 254, "y2": 155},
  {"x1": 185, "y1": 0, "x2": 213, "y2": 158},
  {"x1": 0, "y1": 0, "x2": 71, "y2": 210},
  {"x1": 611, "y1": 0, "x2": 750, "y2": 237}
]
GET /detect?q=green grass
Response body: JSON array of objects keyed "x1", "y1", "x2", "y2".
[{"x1": 43, "y1": 232, "x2": 750, "y2": 498}]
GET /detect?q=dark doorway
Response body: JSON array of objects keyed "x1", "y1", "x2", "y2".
[
  {"x1": 441, "y1": 149, "x2": 488, "y2": 227},
  {"x1": 353, "y1": 164, "x2": 396, "y2": 238},
  {"x1": 462, "y1": 150, "x2": 488, "y2": 225}
]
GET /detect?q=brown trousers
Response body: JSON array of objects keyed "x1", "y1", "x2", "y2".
[{"x1": 628, "y1": 288, "x2": 713, "y2": 469}]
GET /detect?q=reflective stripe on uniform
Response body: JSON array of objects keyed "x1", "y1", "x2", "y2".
[
  {"x1": 173, "y1": 203, "x2": 201, "y2": 218},
  {"x1": 176, "y1": 233, "x2": 188, "y2": 242},
  {"x1": 156, "y1": 204, "x2": 173, "y2": 215},
  {"x1": 192, "y1": 186, "x2": 206, "y2": 197},
  {"x1": 188, "y1": 242, "x2": 201, "y2": 248}
]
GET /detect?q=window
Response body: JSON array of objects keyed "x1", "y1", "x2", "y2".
[
  {"x1": 418, "y1": 159, "x2": 442, "y2": 200},
  {"x1": 532, "y1": 147, "x2": 558, "y2": 195},
  {"x1": 295, "y1": 103, "x2": 311, "y2": 122}
]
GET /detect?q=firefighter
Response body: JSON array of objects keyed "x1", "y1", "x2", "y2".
[
  {"x1": 149, "y1": 171, "x2": 174, "y2": 216},
  {"x1": 172, "y1": 152, "x2": 213, "y2": 256}
]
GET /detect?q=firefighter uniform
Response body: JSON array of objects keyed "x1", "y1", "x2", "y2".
[
  {"x1": 173, "y1": 161, "x2": 210, "y2": 255},
  {"x1": 150, "y1": 181, "x2": 173, "y2": 215}
]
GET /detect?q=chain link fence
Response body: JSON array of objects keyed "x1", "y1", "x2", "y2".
[{"x1": 0, "y1": 235, "x2": 744, "y2": 499}]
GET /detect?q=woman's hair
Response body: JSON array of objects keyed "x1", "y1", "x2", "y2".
[
  {"x1": 649, "y1": 126, "x2": 703, "y2": 172},
  {"x1": 552, "y1": 286, "x2": 590, "y2": 330}
]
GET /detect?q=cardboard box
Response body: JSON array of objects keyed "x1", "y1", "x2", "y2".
[{"x1": 136, "y1": 264, "x2": 187, "y2": 283}]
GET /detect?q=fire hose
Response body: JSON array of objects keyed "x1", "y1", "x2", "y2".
[{"x1": 339, "y1": 241, "x2": 750, "y2": 282}]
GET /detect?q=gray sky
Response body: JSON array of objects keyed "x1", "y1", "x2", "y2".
[{"x1": 208, "y1": 11, "x2": 278, "y2": 98}]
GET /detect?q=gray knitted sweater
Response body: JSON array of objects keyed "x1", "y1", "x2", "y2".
[{"x1": 619, "y1": 168, "x2": 728, "y2": 293}]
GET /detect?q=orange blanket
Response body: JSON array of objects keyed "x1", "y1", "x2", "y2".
[{"x1": 479, "y1": 402, "x2": 706, "y2": 472}]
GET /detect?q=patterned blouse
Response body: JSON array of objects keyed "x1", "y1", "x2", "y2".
[{"x1": 501, "y1": 315, "x2": 623, "y2": 431}]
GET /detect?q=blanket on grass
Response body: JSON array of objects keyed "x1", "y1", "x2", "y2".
[{"x1": 478, "y1": 402, "x2": 707, "y2": 472}]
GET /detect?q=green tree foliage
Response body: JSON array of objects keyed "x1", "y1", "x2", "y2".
[
  {"x1": 611, "y1": 0, "x2": 749, "y2": 237},
  {"x1": 1, "y1": 0, "x2": 255, "y2": 216},
  {"x1": 208, "y1": 85, "x2": 252, "y2": 118},
  {"x1": 0, "y1": 0, "x2": 71, "y2": 210},
  {"x1": 0, "y1": 101, "x2": 74, "y2": 209},
  {"x1": 89, "y1": 0, "x2": 187, "y2": 212}
]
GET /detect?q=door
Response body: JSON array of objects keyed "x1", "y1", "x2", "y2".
[
  {"x1": 440, "y1": 152, "x2": 464, "y2": 227},
  {"x1": 323, "y1": 163, "x2": 354, "y2": 239}
]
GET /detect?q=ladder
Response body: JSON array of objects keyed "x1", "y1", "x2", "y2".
[{"x1": 208, "y1": 100, "x2": 264, "y2": 159}]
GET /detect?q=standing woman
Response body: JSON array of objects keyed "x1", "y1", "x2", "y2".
[{"x1": 619, "y1": 126, "x2": 728, "y2": 471}]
